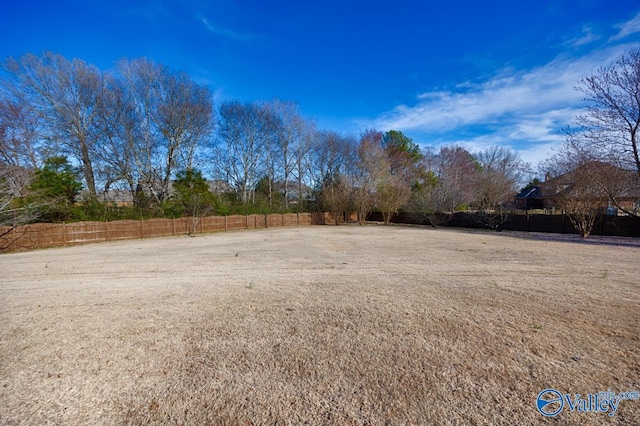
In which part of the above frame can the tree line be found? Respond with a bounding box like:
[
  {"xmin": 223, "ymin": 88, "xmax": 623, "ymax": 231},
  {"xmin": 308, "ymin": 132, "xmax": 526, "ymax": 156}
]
[{"xmin": 2, "ymin": 48, "xmax": 640, "ymax": 237}]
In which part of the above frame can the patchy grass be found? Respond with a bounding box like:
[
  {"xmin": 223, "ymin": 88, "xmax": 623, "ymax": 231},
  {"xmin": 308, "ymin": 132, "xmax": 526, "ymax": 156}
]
[{"xmin": 0, "ymin": 226, "xmax": 638, "ymax": 425}]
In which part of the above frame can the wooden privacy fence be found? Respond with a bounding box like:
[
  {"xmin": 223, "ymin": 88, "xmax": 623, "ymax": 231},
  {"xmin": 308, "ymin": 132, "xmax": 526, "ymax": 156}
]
[{"xmin": 0, "ymin": 213, "xmax": 313, "ymax": 252}]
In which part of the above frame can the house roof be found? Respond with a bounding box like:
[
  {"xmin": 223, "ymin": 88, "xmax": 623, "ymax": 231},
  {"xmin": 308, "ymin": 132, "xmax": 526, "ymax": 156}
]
[
  {"xmin": 540, "ymin": 161, "xmax": 640, "ymax": 200},
  {"xmin": 515, "ymin": 186, "xmax": 541, "ymax": 199}
]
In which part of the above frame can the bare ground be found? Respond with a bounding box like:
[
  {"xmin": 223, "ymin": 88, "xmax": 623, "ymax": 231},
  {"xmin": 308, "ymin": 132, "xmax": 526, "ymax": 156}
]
[{"xmin": 0, "ymin": 225, "xmax": 638, "ymax": 425}]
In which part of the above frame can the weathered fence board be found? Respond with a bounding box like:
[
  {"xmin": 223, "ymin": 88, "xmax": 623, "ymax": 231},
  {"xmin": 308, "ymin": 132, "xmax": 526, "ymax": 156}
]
[{"xmin": 0, "ymin": 213, "xmax": 312, "ymax": 252}]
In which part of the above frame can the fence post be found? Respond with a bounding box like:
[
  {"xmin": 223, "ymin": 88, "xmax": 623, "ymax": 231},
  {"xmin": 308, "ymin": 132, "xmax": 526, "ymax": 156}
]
[
  {"xmin": 265, "ymin": 213, "xmax": 268, "ymax": 228},
  {"xmin": 281, "ymin": 213, "xmax": 284, "ymax": 227},
  {"xmin": 63, "ymin": 222, "xmax": 67, "ymax": 246},
  {"xmin": 246, "ymin": 214, "xmax": 249, "ymax": 229},
  {"xmin": 140, "ymin": 219, "xmax": 144, "ymax": 239},
  {"xmin": 224, "ymin": 215, "xmax": 227, "ymax": 231},
  {"xmin": 297, "ymin": 212, "xmax": 300, "ymax": 226}
]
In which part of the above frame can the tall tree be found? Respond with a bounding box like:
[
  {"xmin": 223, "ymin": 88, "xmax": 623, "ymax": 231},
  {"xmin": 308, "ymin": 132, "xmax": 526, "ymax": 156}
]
[
  {"xmin": 310, "ymin": 131, "xmax": 357, "ymax": 221},
  {"xmin": 265, "ymin": 100, "xmax": 317, "ymax": 210},
  {"xmin": 422, "ymin": 146, "xmax": 479, "ymax": 215},
  {"xmin": 155, "ymin": 66, "xmax": 213, "ymax": 200},
  {"xmin": 0, "ymin": 98, "xmax": 42, "ymax": 169},
  {"xmin": 214, "ymin": 100, "xmax": 279, "ymax": 206},
  {"xmin": 0, "ymin": 99, "xmax": 42, "ymax": 225},
  {"xmin": 474, "ymin": 146, "xmax": 529, "ymax": 229},
  {"xmin": 377, "ymin": 172, "xmax": 412, "ymax": 224},
  {"xmin": 382, "ymin": 130, "xmax": 423, "ymax": 180},
  {"xmin": 541, "ymin": 146, "xmax": 609, "ymax": 237},
  {"xmin": 318, "ymin": 173, "xmax": 353, "ymax": 225},
  {"xmin": 569, "ymin": 47, "xmax": 640, "ymax": 216},
  {"xmin": 113, "ymin": 58, "xmax": 214, "ymax": 205},
  {"xmin": 93, "ymin": 72, "xmax": 138, "ymax": 198},
  {"xmin": 291, "ymin": 119, "xmax": 316, "ymax": 211},
  {"xmin": 3, "ymin": 52, "xmax": 103, "ymax": 196},
  {"xmin": 352, "ymin": 130, "xmax": 384, "ymax": 224},
  {"xmin": 0, "ymin": 163, "xmax": 39, "ymax": 237},
  {"xmin": 308, "ymin": 131, "xmax": 357, "ymax": 193},
  {"xmin": 378, "ymin": 130, "xmax": 422, "ymax": 222}
]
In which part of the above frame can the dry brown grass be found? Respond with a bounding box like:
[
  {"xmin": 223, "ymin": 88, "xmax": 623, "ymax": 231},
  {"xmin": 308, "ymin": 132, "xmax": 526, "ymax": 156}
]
[{"xmin": 0, "ymin": 225, "xmax": 638, "ymax": 425}]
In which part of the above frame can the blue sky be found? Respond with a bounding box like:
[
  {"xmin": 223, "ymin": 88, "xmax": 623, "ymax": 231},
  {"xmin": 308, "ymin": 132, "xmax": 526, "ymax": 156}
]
[{"xmin": 2, "ymin": 1, "xmax": 640, "ymax": 167}]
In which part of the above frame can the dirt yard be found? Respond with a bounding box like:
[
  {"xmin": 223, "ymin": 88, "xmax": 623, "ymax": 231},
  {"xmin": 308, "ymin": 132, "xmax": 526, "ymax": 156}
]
[{"xmin": 1, "ymin": 225, "xmax": 638, "ymax": 425}]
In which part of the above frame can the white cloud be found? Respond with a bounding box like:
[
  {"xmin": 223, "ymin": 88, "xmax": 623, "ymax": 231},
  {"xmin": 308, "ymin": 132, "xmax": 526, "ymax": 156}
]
[
  {"xmin": 610, "ymin": 10, "xmax": 640, "ymax": 41},
  {"xmin": 363, "ymin": 45, "xmax": 632, "ymax": 168},
  {"xmin": 369, "ymin": 52, "xmax": 604, "ymax": 133},
  {"xmin": 566, "ymin": 25, "xmax": 601, "ymax": 47},
  {"xmin": 409, "ymin": 118, "xmax": 566, "ymax": 168},
  {"xmin": 199, "ymin": 15, "xmax": 255, "ymax": 41}
]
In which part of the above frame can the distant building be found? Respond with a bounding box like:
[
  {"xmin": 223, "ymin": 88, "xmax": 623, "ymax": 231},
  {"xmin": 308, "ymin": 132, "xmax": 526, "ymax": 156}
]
[
  {"xmin": 536, "ymin": 162, "xmax": 640, "ymax": 215},
  {"xmin": 514, "ymin": 186, "xmax": 543, "ymax": 210},
  {"xmin": 208, "ymin": 180, "xmax": 233, "ymax": 194},
  {"xmin": 100, "ymin": 188, "xmax": 135, "ymax": 206}
]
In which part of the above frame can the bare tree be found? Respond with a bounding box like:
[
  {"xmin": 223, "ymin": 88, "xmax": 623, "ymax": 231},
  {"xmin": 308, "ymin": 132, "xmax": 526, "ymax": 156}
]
[
  {"xmin": 377, "ymin": 172, "xmax": 412, "ymax": 224},
  {"xmin": 474, "ymin": 146, "xmax": 529, "ymax": 229},
  {"xmin": 352, "ymin": 130, "xmax": 384, "ymax": 224},
  {"xmin": 563, "ymin": 128, "xmax": 640, "ymax": 216},
  {"xmin": 0, "ymin": 98, "xmax": 42, "ymax": 169},
  {"xmin": 3, "ymin": 52, "xmax": 104, "ymax": 196},
  {"xmin": 541, "ymin": 144, "xmax": 609, "ymax": 237},
  {"xmin": 0, "ymin": 98, "xmax": 42, "ymax": 219},
  {"xmin": 92, "ymin": 73, "xmax": 139, "ymax": 199},
  {"xmin": 0, "ymin": 163, "xmax": 38, "ymax": 221},
  {"xmin": 318, "ymin": 173, "xmax": 353, "ymax": 225},
  {"xmin": 291, "ymin": 119, "xmax": 316, "ymax": 211},
  {"xmin": 0, "ymin": 168, "xmax": 37, "ymax": 250},
  {"xmin": 420, "ymin": 146, "xmax": 479, "ymax": 220},
  {"xmin": 308, "ymin": 131, "xmax": 357, "ymax": 193},
  {"xmin": 311, "ymin": 132, "xmax": 357, "ymax": 222},
  {"xmin": 214, "ymin": 100, "xmax": 279, "ymax": 206},
  {"xmin": 114, "ymin": 58, "xmax": 214, "ymax": 205},
  {"xmin": 570, "ymin": 47, "xmax": 640, "ymax": 216},
  {"xmin": 375, "ymin": 130, "xmax": 422, "ymax": 224},
  {"xmin": 267, "ymin": 100, "xmax": 313, "ymax": 210},
  {"xmin": 0, "ymin": 96, "xmax": 44, "ymax": 244},
  {"xmin": 155, "ymin": 67, "xmax": 213, "ymax": 201}
]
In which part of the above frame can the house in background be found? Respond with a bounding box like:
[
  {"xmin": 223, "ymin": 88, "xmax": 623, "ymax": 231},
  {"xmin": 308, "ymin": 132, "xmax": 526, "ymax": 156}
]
[
  {"xmin": 100, "ymin": 188, "xmax": 135, "ymax": 206},
  {"xmin": 536, "ymin": 161, "xmax": 640, "ymax": 215},
  {"xmin": 514, "ymin": 186, "xmax": 543, "ymax": 210}
]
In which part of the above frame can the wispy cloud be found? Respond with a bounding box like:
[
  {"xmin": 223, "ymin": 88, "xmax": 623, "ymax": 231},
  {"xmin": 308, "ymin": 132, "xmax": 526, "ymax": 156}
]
[
  {"xmin": 610, "ymin": 10, "xmax": 640, "ymax": 41},
  {"xmin": 200, "ymin": 15, "xmax": 255, "ymax": 41},
  {"xmin": 363, "ymin": 42, "xmax": 631, "ymax": 166},
  {"xmin": 566, "ymin": 25, "xmax": 601, "ymax": 47},
  {"xmin": 370, "ymin": 52, "xmax": 608, "ymax": 133}
]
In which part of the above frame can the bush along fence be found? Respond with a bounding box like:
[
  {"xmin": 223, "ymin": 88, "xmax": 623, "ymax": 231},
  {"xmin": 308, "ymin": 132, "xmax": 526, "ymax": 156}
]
[
  {"xmin": 366, "ymin": 211, "xmax": 640, "ymax": 238},
  {"xmin": 0, "ymin": 213, "xmax": 318, "ymax": 252}
]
